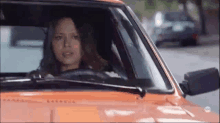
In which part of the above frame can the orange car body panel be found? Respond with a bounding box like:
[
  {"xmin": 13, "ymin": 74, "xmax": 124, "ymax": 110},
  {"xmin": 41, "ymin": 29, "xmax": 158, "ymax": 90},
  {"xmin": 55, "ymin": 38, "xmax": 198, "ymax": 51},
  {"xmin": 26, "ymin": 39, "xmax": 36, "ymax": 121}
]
[{"xmin": 1, "ymin": 91, "xmax": 219, "ymax": 122}]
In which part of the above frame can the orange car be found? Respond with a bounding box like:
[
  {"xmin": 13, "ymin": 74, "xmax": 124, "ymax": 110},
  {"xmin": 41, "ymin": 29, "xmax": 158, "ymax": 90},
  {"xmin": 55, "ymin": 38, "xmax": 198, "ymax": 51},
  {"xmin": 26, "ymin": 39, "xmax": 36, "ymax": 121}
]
[{"xmin": 1, "ymin": 0, "xmax": 219, "ymax": 122}]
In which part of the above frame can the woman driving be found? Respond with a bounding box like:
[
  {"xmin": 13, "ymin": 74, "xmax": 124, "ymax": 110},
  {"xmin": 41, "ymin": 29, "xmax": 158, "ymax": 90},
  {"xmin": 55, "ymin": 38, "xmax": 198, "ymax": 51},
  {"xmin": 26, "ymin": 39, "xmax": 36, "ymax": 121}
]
[{"xmin": 31, "ymin": 16, "xmax": 109, "ymax": 77}]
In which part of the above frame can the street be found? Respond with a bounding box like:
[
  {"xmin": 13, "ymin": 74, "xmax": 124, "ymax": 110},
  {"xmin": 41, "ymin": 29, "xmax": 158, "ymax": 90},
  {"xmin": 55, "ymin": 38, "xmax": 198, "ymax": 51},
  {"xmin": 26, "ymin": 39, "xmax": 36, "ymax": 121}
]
[{"xmin": 157, "ymin": 36, "xmax": 219, "ymax": 114}]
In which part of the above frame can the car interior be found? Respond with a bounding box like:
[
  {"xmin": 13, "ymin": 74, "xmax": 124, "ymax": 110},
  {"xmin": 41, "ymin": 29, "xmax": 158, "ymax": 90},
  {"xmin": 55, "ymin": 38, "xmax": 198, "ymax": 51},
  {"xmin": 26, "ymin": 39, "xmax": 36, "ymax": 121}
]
[{"xmin": 0, "ymin": 3, "xmax": 134, "ymax": 80}]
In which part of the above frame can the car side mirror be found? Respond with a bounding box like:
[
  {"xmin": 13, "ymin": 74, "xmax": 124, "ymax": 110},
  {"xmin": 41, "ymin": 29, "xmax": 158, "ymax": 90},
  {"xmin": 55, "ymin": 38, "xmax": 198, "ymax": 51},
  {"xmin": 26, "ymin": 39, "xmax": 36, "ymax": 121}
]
[{"xmin": 179, "ymin": 68, "xmax": 219, "ymax": 96}]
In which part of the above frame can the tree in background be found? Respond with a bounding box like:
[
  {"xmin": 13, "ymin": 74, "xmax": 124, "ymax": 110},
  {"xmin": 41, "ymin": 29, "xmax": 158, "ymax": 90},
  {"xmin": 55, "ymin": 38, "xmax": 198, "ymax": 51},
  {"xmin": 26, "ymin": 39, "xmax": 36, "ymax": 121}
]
[
  {"xmin": 144, "ymin": 0, "xmax": 157, "ymax": 19},
  {"xmin": 144, "ymin": 0, "xmax": 156, "ymax": 10},
  {"xmin": 159, "ymin": 0, "xmax": 174, "ymax": 11},
  {"xmin": 191, "ymin": 0, "xmax": 207, "ymax": 35},
  {"xmin": 124, "ymin": 0, "xmax": 179, "ymax": 19},
  {"xmin": 179, "ymin": 0, "xmax": 219, "ymax": 35}
]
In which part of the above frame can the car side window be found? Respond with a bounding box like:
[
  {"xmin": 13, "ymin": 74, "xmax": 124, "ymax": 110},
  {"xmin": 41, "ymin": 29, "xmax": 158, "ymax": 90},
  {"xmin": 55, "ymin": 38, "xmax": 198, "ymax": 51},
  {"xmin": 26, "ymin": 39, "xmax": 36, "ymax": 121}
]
[
  {"xmin": 110, "ymin": 41, "xmax": 128, "ymax": 80},
  {"xmin": 1, "ymin": 26, "xmax": 44, "ymax": 72},
  {"xmin": 109, "ymin": 17, "xmax": 136, "ymax": 79},
  {"xmin": 111, "ymin": 8, "xmax": 152, "ymax": 79}
]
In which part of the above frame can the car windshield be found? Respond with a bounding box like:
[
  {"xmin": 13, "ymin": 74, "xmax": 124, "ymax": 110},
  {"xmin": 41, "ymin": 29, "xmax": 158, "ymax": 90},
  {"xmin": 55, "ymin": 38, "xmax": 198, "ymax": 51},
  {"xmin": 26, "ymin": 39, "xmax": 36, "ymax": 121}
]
[
  {"xmin": 0, "ymin": 1, "xmax": 172, "ymax": 93},
  {"xmin": 164, "ymin": 12, "xmax": 193, "ymax": 22}
]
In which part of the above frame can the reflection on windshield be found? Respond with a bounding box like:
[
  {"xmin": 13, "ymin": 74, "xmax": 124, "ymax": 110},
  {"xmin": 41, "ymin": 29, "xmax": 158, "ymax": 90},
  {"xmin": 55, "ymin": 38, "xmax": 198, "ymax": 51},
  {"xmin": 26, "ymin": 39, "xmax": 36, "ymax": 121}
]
[{"xmin": 112, "ymin": 8, "xmax": 169, "ymax": 90}]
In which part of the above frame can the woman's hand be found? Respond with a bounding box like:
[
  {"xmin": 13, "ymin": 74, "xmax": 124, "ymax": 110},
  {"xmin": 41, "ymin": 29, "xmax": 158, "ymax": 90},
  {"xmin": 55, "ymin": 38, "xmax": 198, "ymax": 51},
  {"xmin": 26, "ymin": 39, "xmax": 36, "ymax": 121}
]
[
  {"xmin": 26, "ymin": 70, "xmax": 54, "ymax": 78},
  {"xmin": 44, "ymin": 74, "xmax": 54, "ymax": 78}
]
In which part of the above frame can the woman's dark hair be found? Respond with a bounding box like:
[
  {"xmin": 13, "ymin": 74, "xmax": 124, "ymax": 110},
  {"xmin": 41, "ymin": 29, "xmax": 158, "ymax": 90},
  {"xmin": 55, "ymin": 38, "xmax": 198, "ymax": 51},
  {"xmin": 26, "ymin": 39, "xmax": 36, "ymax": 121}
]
[{"xmin": 39, "ymin": 16, "xmax": 108, "ymax": 75}]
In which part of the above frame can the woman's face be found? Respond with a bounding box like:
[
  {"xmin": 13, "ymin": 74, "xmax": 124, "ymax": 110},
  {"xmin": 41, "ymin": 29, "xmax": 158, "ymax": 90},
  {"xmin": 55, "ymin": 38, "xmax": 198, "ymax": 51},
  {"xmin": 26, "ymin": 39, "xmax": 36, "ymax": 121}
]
[{"xmin": 52, "ymin": 17, "xmax": 82, "ymax": 71}]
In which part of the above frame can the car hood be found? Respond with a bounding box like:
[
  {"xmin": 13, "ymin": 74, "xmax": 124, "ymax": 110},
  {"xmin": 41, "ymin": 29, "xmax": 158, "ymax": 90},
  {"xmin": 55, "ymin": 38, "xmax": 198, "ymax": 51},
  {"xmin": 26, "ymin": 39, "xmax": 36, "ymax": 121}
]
[{"xmin": 1, "ymin": 91, "xmax": 219, "ymax": 122}]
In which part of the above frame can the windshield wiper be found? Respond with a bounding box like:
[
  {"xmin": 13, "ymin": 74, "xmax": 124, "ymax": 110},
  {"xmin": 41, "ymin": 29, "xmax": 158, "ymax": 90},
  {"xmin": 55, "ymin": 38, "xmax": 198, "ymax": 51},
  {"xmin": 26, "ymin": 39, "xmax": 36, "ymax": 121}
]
[{"xmin": 1, "ymin": 77, "xmax": 146, "ymax": 97}]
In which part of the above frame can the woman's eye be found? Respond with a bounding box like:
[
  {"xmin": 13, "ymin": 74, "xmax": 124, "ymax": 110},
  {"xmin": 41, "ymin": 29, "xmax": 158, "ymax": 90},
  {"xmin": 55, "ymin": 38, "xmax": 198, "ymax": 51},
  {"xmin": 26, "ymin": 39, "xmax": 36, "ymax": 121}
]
[
  {"xmin": 72, "ymin": 35, "xmax": 79, "ymax": 39},
  {"xmin": 54, "ymin": 36, "xmax": 62, "ymax": 40}
]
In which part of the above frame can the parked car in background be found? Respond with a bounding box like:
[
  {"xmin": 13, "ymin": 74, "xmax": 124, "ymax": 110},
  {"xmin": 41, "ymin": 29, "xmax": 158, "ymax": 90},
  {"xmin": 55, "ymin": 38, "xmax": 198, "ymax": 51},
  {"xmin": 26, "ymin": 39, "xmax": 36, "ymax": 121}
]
[
  {"xmin": 150, "ymin": 11, "xmax": 198, "ymax": 47},
  {"xmin": 1, "ymin": 0, "xmax": 219, "ymax": 122}
]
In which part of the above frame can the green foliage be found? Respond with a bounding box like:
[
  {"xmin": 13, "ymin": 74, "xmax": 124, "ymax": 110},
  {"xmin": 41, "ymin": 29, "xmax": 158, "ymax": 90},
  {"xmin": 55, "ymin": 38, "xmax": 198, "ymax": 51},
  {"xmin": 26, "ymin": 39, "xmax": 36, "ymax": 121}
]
[
  {"xmin": 124, "ymin": 0, "xmax": 181, "ymax": 19},
  {"xmin": 144, "ymin": 0, "xmax": 156, "ymax": 10},
  {"xmin": 134, "ymin": 10, "xmax": 142, "ymax": 19},
  {"xmin": 159, "ymin": 0, "xmax": 174, "ymax": 9},
  {"xmin": 178, "ymin": 0, "xmax": 187, "ymax": 4}
]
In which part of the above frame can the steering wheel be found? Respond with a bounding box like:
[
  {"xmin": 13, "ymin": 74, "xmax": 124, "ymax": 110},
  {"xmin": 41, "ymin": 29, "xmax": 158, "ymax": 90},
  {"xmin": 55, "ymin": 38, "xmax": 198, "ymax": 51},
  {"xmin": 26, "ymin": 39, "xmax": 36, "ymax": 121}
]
[{"xmin": 59, "ymin": 69, "xmax": 110, "ymax": 81}]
